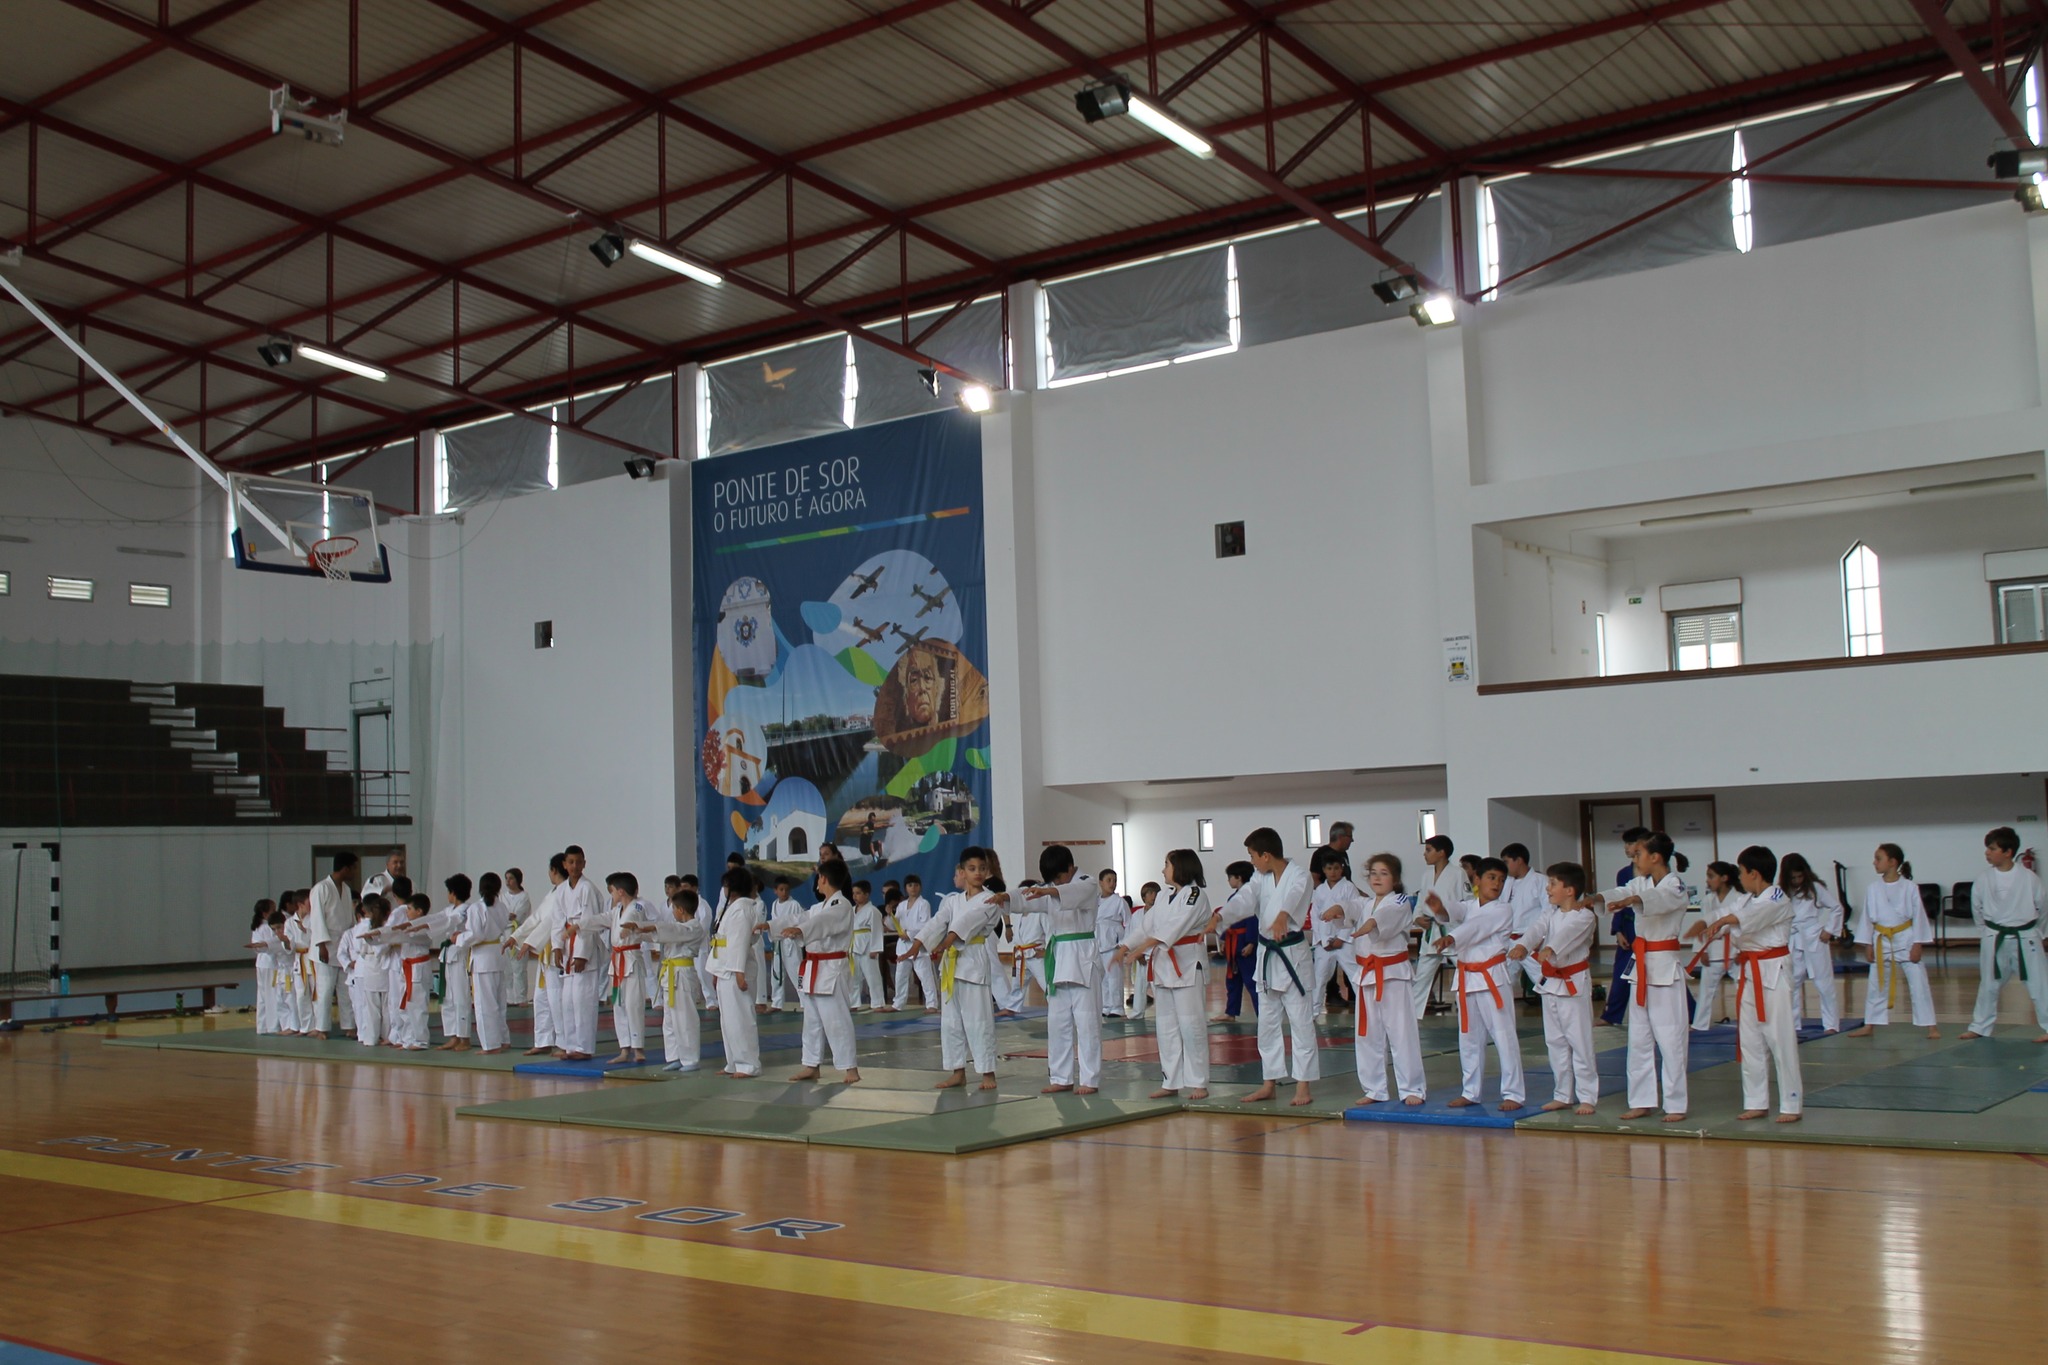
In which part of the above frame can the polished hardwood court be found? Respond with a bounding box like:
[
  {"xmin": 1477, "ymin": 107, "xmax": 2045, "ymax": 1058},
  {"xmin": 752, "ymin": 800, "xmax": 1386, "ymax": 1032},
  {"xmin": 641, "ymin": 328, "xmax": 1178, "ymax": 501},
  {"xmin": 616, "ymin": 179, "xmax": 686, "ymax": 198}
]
[{"xmin": 4, "ymin": 997, "xmax": 2046, "ymax": 1365}]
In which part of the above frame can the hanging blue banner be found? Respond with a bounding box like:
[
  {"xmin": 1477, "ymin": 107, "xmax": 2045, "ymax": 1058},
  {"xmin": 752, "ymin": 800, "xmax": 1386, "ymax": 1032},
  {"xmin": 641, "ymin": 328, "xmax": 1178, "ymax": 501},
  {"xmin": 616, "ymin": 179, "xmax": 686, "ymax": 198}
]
[{"xmin": 692, "ymin": 409, "xmax": 990, "ymax": 890}]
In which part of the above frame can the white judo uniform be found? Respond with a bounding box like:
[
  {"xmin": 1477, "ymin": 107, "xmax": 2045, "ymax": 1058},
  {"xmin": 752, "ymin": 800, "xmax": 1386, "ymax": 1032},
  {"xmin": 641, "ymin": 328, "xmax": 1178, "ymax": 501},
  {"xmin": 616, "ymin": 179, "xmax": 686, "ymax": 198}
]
[
  {"xmin": 1252, "ymin": 860, "xmax": 1319, "ymax": 1084},
  {"xmin": 1967, "ymin": 864, "xmax": 2048, "ymax": 1037},
  {"xmin": 1013, "ymin": 910, "xmax": 1048, "ymax": 1002},
  {"xmin": 383, "ymin": 906, "xmax": 453, "ymax": 1049},
  {"xmin": 654, "ymin": 911, "xmax": 708, "ymax": 1067},
  {"xmin": 1787, "ymin": 883, "xmax": 1844, "ymax": 1032},
  {"xmin": 308, "ymin": 874, "xmax": 351, "ymax": 1034},
  {"xmin": 250, "ymin": 922, "xmax": 284, "ymax": 1034},
  {"xmin": 1445, "ymin": 894, "xmax": 1524, "ymax": 1105},
  {"xmin": 892, "ymin": 894, "xmax": 939, "ymax": 1010},
  {"xmin": 512, "ymin": 884, "xmax": 561, "ymax": 1049},
  {"xmin": 1310, "ymin": 877, "xmax": 1363, "ymax": 1014},
  {"xmin": 1521, "ymin": 904, "xmax": 1598, "ymax": 1106},
  {"xmin": 1855, "ymin": 876, "xmax": 1935, "ymax": 1028},
  {"xmin": 850, "ymin": 902, "xmax": 885, "ymax": 1008},
  {"xmin": 282, "ymin": 912, "xmax": 316, "ymax": 1034},
  {"xmin": 1126, "ymin": 884, "xmax": 1213, "ymax": 1092},
  {"xmin": 1691, "ymin": 888, "xmax": 1739, "ymax": 1031},
  {"xmin": 1412, "ymin": 864, "xmax": 1463, "ymax": 1018},
  {"xmin": 710, "ymin": 896, "xmax": 765, "ymax": 1075},
  {"xmin": 1033, "ymin": 875, "xmax": 1104, "ymax": 1088},
  {"xmin": 1095, "ymin": 891, "xmax": 1131, "ymax": 1017},
  {"xmin": 608, "ymin": 896, "xmax": 658, "ymax": 1051},
  {"xmin": 989, "ymin": 916, "xmax": 1026, "ymax": 1013},
  {"xmin": 1727, "ymin": 886, "xmax": 1802, "ymax": 1115},
  {"xmin": 919, "ymin": 889, "xmax": 1000, "ymax": 1075},
  {"xmin": 1612, "ymin": 871, "xmax": 1692, "ymax": 1114},
  {"xmin": 439, "ymin": 903, "xmax": 474, "ymax": 1043},
  {"xmin": 553, "ymin": 875, "xmax": 609, "ymax": 1057},
  {"xmin": 794, "ymin": 889, "xmax": 859, "ymax": 1071},
  {"xmin": 1349, "ymin": 893, "xmax": 1424, "ymax": 1102},
  {"xmin": 501, "ymin": 887, "xmax": 533, "ymax": 1006},
  {"xmin": 1505, "ymin": 870, "xmax": 1549, "ymax": 995},
  {"xmin": 768, "ymin": 894, "xmax": 807, "ymax": 1010},
  {"xmin": 460, "ymin": 896, "xmax": 512, "ymax": 1051},
  {"xmin": 351, "ymin": 921, "xmax": 391, "ymax": 1047}
]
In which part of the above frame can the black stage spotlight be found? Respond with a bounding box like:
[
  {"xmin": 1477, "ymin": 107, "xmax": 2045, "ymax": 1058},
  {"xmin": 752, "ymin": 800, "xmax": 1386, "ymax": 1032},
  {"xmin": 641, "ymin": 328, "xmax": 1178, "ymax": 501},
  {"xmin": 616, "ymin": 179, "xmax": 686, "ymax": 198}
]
[
  {"xmin": 623, "ymin": 456, "xmax": 657, "ymax": 480},
  {"xmin": 256, "ymin": 339, "xmax": 294, "ymax": 368},
  {"xmin": 1075, "ymin": 81, "xmax": 1132, "ymax": 123},
  {"xmin": 1989, "ymin": 148, "xmax": 2048, "ymax": 180},
  {"xmin": 589, "ymin": 233, "xmax": 626, "ymax": 268},
  {"xmin": 1370, "ymin": 273, "xmax": 1421, "ymax": 305}
]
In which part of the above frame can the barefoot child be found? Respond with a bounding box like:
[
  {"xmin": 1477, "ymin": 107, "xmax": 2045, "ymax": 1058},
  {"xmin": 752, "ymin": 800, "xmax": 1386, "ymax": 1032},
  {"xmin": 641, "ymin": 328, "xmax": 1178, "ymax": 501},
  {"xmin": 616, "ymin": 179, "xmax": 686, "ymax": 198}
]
[
  {"xmin": 1118, "ymin": 850, "xmax": 1215, "ymax": 1098},
  {"xmin": 654, "ymin": 887, "xmax": 707, "ymax": 1071},
  {"xmin": 1429, "ymin": 857, "xmax": 1525, "ymax": 1111},
  {"xmin": 1512, "ymin": 862, "xmax": 1598, "ymax": 1114},
  {"xmin": 1849, "ymin": 843, "xmax": 1937, "ymax": 1040},
  {"xmin": 1239, "ymin": 827, "xmax": 1318, "ymax": 1108},
  {"xmin": 1019, "ymin": 845, "xmax": 1103, "ymax": 1094},
  {"xmin": 1310, "ymin": 855, "xmax": 1361, "ymax": 1019},
  {"xmin": 248, "ymin": 900, "xmax": 281, "ymax": 1035},
  {"xmin": 786, "ymin": 859, "xmax": 861, "ymax": 1085},
  {"xmin": 464, "ymin": 872, "xmax": 512, "ymax": 1054},
  {"xmin": 1960, "ymin": 826, "xmax": 2048, "ymax": 1042},
  {"xmin": 919, "ymin": 849, "xmax": 1003, "ymax": 1091},
  {"xmin": 1600, "ymin": 832, "xmax": 1692, "ymax": 1122},
  {"xmin": 850, "ymin": 881, "xmax": 884, "ymax": 1011},
  {"xmin": 710, "ymin": 867, "xmax": 764, "ymax": 1077},
  {"xmin": 352, "ymin": 895, "xmax": 392, "ymax": 1047},
  {"xmin": 1690, "ymin": 862, "xmax": 1741, "ymax": 1032},
  {"xmin": 1349, "ymin": 854, "xmax": 1424, "ymax": 1107},
  {"xmin": 606, "ymin": 873, "xmax": 656, "ymax": 1066},
  {"xmin": 1689, "ymin": 846, "xmax": 1802, "ymax": 1122}
]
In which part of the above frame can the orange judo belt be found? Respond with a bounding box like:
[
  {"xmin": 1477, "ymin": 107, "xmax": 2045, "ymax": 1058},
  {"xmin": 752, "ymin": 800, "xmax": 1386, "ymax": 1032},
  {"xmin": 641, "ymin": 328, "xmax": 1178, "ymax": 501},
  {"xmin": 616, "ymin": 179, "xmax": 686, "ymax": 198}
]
[
  {"xmin": 1541, "ymin": 958, "xmax": 1590, "ymax": 995},
  {"xmin": 1353, "ymin": 952, "xmax": 1408, "ymax": 1037},
  {"xmin": 1147, "ymin": 935, "xmax": 1205, "ymax": 984},
  {"xmin": 398, "ymin": 955, "xmax": 434, "ymax": 1010},
  {"xmin": 1632, "ymin": 938, "xmax": 1682, "ymax": 1005},
  {"xmin": 1733, "ymin": 945, "xmax": 1792, "ymax": 1062},
  {"xmin": 1457, "ymin": 953, "xmax": 1507, "ymax": 1032}
]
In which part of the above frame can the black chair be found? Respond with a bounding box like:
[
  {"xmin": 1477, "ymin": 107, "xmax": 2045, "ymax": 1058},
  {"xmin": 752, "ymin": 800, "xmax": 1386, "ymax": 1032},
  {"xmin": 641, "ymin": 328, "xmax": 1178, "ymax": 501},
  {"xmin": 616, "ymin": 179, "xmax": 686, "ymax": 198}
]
[
  {"xmin": 1916, "ymin": 883, "xmax": 1943, "ymax": 953},
  {"xmin": 1938, "ymin": 880, "xmax": 1975, "ymax": 954}
]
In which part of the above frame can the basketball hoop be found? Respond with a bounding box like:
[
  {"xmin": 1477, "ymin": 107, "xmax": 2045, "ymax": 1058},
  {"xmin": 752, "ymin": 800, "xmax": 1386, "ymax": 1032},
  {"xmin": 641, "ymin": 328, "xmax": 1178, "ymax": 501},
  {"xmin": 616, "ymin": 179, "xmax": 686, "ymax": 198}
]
[{"xmin": 308, "ymin": 535, "xmax": 360, "ymax": 583}]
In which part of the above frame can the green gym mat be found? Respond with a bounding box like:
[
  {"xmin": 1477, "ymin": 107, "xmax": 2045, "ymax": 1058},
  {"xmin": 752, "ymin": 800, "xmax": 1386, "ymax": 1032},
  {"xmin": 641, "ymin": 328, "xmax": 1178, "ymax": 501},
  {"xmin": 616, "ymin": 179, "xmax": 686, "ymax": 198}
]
[
  {"xmin": 458, "ymin": 1066, "xmax": 1182, "ymax": 1153},
  {"xmin": 1806, "ymin": 1039, "xmax": 2048, "ymax": 1113}
]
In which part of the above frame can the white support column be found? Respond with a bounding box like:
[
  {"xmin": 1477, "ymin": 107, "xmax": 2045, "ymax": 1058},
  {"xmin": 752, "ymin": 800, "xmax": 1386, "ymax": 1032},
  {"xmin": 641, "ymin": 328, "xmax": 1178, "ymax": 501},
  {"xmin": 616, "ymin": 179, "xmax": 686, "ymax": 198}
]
[
  {"xmin": 980, "ymin": 392, "xmax": 1043, "ymax": 858},
  {"xmin": 674, "ymin": 362, "xmax": 704, "ymax": 461},
  {"xmin": 1007, "ymin": 281, "xmax": 1046, "ymax": 391},
  {"xmin": 1423, "ymin": 305, "xmax": 1491, "ymax": 848},
  {"xmin": 415, "ymin": 429, "xmax": 439, "ymax": 516}
]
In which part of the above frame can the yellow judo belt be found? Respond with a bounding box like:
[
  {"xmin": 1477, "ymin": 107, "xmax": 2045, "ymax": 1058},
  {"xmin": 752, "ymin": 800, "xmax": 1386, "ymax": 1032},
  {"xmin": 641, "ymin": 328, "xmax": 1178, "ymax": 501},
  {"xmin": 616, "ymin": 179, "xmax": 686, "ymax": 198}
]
[
  {"xmin": 940, "ymin": 936, "xmax": 987, "ymax": 1001},
  {"xmin": 1871, "ymin": 921, "xmax": 1912, "ymax": 1006},
  {"xmin": 660, "ymin": 956, "xmax": 697, "ymax": 1007}
]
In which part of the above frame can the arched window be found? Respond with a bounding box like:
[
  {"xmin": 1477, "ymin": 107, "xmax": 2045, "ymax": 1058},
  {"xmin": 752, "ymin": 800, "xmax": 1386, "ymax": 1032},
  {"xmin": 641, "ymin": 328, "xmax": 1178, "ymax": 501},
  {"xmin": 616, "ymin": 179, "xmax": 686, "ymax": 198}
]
[
  {"xmin": 789, "ymin": 826, "xmax": 809, "ymax": 856},
  {"xmin": 1843, "ymin": 542, "xmax": 1883, "ymax": 656}
]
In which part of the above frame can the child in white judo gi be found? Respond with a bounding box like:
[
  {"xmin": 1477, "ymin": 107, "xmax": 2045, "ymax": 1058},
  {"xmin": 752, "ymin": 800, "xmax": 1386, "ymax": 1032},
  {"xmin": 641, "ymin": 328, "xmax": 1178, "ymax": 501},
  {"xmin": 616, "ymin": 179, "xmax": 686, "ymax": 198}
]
[
  {"xmin": 890, "ymin": 875, "xmax": 939, "ymax": 1013},
  {"xmin": 919, "ymin": 851, "xmax": 1004, "ymax": 1090},
  {"xmin": 352, "ymin": 895, "xmax": 393, "ymax": 1047},
  {"xmin": 786, "ymin": 860, "xmax": 861, "ymax": 1084},
  {"xmin": 1413, "ymin": 835, "xmax": 1462, "ymax": 1019},
  {"xmin": 1690, "ymin": 861, "xmax": 1741, "ymax": 1031},
  {"xmin": 849, "ymin": 881, "xmax": 885, "ymax": 1011},
  {"xmin": 1847, "ymin": 843, "xmax": 1937, "ymax": 1040},
  {"xmin": 1239, "ymin": 827, "xmax": 1318, "ymax": 1108},
  {"xmin": 605, "ymin": 872, "xmax": 657, "ymax": 1066},
  {"xmin": 1779, "ymin": 852, "xmax": 1843, "ymax": 1034},
  {"xmin": 501, "ymin": 868, "xmax": 533, "ymax": 1007},
  {"xmin": 1690, "ymin": 846, "xmax": 1802, "ymax": 1121},
  {"xmin": 1349, "ymin": 854, "xmax": 1424, "ymax": 1107},
  {"xmin": 654, "ymin": 888, "xmax": 707, "ymax": 1071},
  {"xmin": 1429, "ymin": 857, "xmax": 1524, "ymax": 1111},
  {"xmin": 248, "ymin": 900, "xmax": 282, "ymax": 1035},
  {"xmin": 1020, "ymin": 845, "xmax": 1104, "ymax": 1094},
  {"xmin": 463, "ymin": 871, "xmax": 512, "ymax": 1054},
  {"xmin": 1599, "ymin": 833, "xmax": 1692, "ymax": 1122},
  {"xmin": 514, "ymin": 856, "xmax": 565, "ymax": 1055},
  {"xmin": 1309, "ymin": 857, "xmax": 1361, "ymax": 1020},
  {"xmin": 710, "ymin": 866, "xmax": 765, "ymax": 1078},
  {"xmin": 766, "ymin": 878, "xmax": 807, "ymax": 1013},
  {"xmin": 1960, "ymin": 825, "xmax": 2048, "ymax": 1042},
  {"xmin": 1094, "ymin": 870, "xmax": 1131, "ymax": 1019},
  {"xmin": 1511, "ymin": 862, "xmax": 1598, "ymax": 1114},
  {"xmin": 1117, "ymin": 850, "xmax": 1215, "ymax": 1098},
  {"xmin": 553, "ymin": 846, "xmax": 609, "ymax": 1061}
]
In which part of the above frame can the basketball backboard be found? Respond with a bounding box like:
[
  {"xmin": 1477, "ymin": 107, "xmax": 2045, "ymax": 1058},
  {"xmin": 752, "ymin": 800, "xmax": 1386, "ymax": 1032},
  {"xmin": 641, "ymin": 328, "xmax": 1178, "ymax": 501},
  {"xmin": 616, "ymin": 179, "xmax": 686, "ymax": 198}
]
[{"xmin": 229, "ymin": 472, "xmax": 392, "ymax": 583}]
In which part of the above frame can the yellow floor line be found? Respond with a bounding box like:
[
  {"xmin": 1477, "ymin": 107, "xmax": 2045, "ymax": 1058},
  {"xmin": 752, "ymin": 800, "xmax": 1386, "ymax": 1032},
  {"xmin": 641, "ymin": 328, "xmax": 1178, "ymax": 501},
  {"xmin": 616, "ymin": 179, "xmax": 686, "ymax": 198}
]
[{"xmin": 3, "ymin": 1148, "xmax": 1673, "ymax": 1364}]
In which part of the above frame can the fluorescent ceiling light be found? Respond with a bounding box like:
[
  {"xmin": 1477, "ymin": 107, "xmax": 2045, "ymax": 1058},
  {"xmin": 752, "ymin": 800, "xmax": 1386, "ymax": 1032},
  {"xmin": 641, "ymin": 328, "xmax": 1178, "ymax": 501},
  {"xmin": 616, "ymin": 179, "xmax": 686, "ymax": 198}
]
[
  {"xmin": 627, "ymin": 239, "xmax": 724, "ymax": 287},
  {"xmin": 297, "ymin": 343, "xmax": 388, "ymax": 382},
  {"xmin": 1126, "ymin": 96, "xmax": 1214, "ymax": 159}
]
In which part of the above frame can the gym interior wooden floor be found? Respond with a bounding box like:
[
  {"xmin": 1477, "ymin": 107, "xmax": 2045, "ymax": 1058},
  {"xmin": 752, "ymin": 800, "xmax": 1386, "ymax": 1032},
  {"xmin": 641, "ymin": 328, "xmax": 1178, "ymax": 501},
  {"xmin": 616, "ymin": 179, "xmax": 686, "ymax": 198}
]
[{"xmin": 4, "ymin": 967, "xmax": 2045, "ymax": 1365}]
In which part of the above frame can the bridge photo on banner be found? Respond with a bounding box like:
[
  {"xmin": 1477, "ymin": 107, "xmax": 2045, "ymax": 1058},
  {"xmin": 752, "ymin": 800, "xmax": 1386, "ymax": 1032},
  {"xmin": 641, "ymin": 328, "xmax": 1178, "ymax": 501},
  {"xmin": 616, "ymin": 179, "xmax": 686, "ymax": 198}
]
[{"xmin": 692, "ymin": 409, "xmax": 991, "ymax": 889}]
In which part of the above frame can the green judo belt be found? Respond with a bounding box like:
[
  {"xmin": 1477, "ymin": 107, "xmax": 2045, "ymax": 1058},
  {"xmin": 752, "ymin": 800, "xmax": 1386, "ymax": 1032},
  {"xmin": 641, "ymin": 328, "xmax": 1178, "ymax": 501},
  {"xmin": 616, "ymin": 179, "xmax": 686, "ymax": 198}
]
[
  {"xmin": 1989, "ymin": 919, "xmax": 2040, "ymax": 981},
  {"xmin": 1259, "ymin": 930, "xmax": 1307, "ymax": 993},
  {"xmin": 1043, "ymin": 932, "xmax": 1096, "ymax": 997}
]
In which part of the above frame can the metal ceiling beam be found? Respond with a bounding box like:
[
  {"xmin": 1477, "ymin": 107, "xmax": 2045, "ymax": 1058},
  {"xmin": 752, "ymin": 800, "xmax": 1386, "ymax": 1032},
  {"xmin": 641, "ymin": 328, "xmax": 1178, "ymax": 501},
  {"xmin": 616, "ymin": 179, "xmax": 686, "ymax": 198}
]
[
  {"xmin": 1903, "ymin": 0, "xmax": 2033, "ymax": 143},
  {"xmin": 0, "ymin": 0, "xmax": 269, "ymax": 138}
]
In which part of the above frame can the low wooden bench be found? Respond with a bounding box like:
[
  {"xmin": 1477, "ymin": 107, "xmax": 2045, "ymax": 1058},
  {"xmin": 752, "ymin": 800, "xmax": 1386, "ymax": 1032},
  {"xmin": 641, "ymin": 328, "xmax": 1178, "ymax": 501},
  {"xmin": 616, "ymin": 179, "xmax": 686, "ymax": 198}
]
[{"xmin": 0, "ymin": 980, "xmax": 239, "ymax": 1022}]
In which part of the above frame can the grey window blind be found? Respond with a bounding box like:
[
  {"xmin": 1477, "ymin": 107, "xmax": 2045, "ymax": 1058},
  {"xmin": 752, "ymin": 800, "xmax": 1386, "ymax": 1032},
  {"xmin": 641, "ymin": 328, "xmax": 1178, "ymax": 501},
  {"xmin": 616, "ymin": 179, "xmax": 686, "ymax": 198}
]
[
  {"xmin": 1045, "ymin": 244, "xmax": 1230, "ymax": 380},
  {"xmin": 555, "ymin": 373, "xmax": 675, "ymax": 486},
  {"xmin": 1490, "ymin": 133, "xmax": 1736, "ymax": 295},
  {"xmin": 1235, "ymin": 196, "xmax": 1445, "ymax": 346},
  {"xmin": 442, "ymin": 414, "xmax": 550, "ymax": 509},
  {"xmin": 1742, "ymin": 80, "xmax": 2003, "ymax": 249},
  {"xmin": 706, "ymin": 336, "xmax": 847, "ymax": 456},
  {"xmin": 338, "ymin": 439, "xmax": 417, "ymax": 515},
  {"xmin": 853, "ymin": 297, "xmax": 1005, "ymax": 426}
]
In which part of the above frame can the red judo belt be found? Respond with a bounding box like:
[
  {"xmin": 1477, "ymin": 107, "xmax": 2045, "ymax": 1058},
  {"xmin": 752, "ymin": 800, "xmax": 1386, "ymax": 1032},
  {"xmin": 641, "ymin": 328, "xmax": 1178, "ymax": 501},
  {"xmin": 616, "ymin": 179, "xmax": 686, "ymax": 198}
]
[
  {"xmin": 802, "ymin": 950, "xmax": 847, "ymax": 995},
  {"xmin": 1457, "ymin": 954, "xmax": 1507, "ymax": 1033},
  {"xmin": 1353, "ymin": 952, "xmax": 1409, "ymax": 1037},
  {"xmin": 1632, "ymin": 938, "xmax": 1682, "ymax": 1005},
  {"xmin": 1148, "ymin": 935, "xmax": 1205, "ymax": 984},
  {"xmin": 1541, "ymin": 958, "xmax": 1590, "ymax": 995},
  {"xmin": 398, "ymin": 955, "xmax": 434, "ymax": 1010},
  {"xmin": 1734, "ymin": 945, "xmax": 1792, "ymax": 1062}
]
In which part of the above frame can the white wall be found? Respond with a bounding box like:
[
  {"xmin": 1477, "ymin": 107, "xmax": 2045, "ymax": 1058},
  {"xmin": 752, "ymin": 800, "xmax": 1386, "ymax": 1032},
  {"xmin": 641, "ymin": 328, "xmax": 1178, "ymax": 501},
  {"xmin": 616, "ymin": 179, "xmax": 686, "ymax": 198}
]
[
  {"xmin": 1027, "ymin": 321, "xmax": 1444, "ymax": 786},
  {"xmin": 1471, "ymin": 203, "xmax": 2039, "ymax": 483}
]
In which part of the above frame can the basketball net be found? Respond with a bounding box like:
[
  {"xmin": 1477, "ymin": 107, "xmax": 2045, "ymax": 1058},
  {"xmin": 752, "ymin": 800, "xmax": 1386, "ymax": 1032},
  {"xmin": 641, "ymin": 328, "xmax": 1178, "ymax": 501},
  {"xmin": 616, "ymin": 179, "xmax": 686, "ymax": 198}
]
[{"xmin": 308, "ymin": 535, "xmax": 360, "ymax": 583}]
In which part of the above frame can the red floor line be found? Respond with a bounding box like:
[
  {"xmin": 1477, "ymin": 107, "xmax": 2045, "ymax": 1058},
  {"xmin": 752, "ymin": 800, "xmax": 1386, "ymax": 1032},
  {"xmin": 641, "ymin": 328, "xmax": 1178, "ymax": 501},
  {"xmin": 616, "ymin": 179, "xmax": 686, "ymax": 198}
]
[{"xmin": 0, "ymin": 1331, "xmax": 132, "ymax": 1365}]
